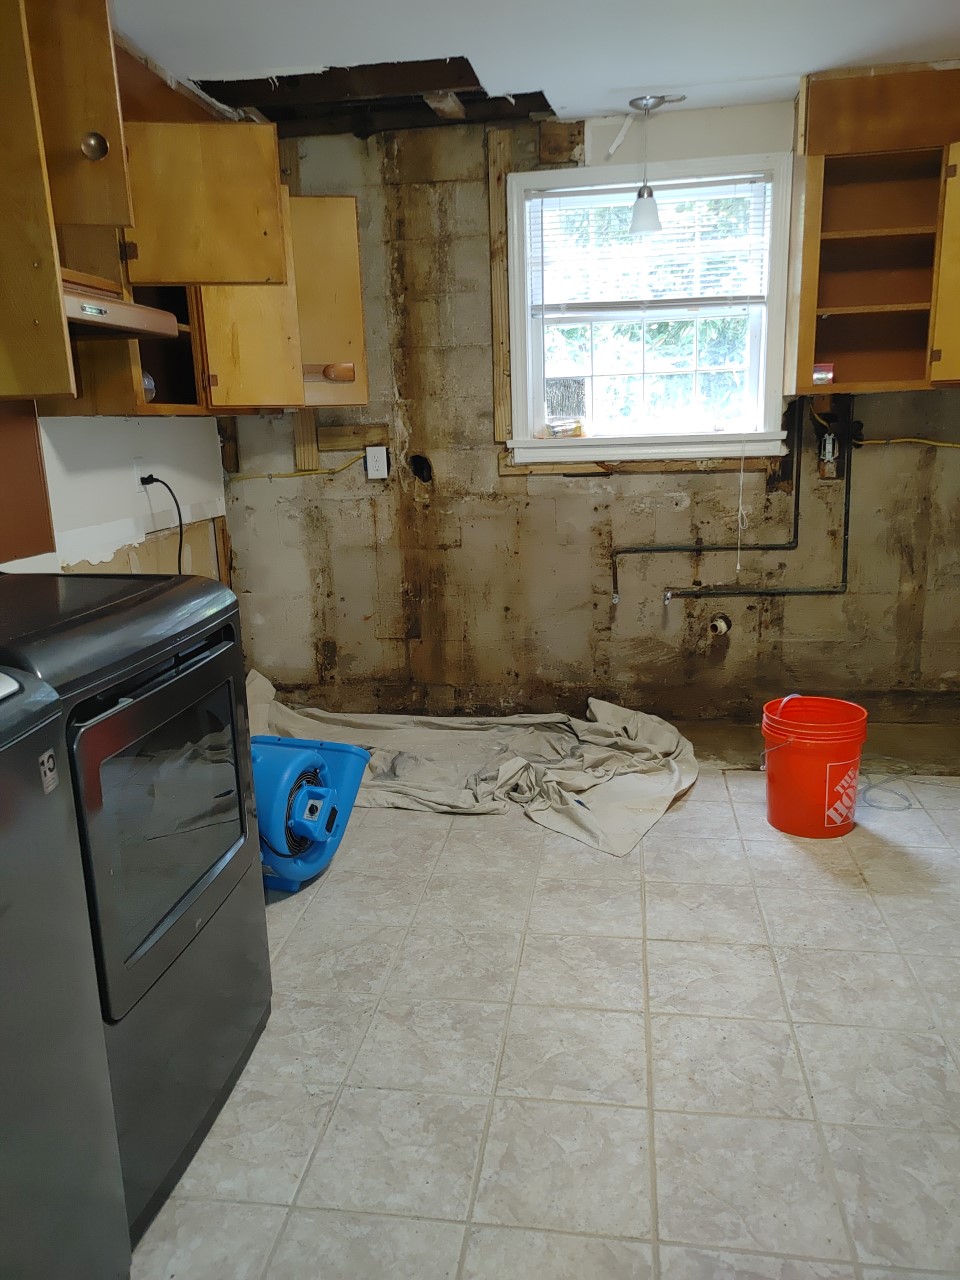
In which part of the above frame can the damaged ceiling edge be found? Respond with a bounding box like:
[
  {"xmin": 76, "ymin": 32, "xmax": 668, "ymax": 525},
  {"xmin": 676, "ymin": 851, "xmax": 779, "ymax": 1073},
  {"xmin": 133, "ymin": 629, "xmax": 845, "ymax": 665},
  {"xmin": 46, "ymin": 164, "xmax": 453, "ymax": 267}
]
[{"xmin": 197, "ymin": 56, "xmax": 554, "ymax": 137}]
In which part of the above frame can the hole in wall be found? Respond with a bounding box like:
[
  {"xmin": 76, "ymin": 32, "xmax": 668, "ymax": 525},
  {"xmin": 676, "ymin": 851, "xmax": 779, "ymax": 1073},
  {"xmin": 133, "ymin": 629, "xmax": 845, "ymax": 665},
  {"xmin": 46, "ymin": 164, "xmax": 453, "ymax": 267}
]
[{"xmin": 409, "ymin": 454, "xmax": 433, "ymax": 483}]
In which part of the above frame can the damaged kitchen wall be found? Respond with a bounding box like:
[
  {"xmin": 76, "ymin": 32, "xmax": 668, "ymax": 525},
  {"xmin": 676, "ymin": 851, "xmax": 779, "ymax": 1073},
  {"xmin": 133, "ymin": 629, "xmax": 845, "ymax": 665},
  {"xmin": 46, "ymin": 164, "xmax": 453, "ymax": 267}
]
[{"xmin": 228, "ymin": 121, "xmax": 960, "ymax": 721}]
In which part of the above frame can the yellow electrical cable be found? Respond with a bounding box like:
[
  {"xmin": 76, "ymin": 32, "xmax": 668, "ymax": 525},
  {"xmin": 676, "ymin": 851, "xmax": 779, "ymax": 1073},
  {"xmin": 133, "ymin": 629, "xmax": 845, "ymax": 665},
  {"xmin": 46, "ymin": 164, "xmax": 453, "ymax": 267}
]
[
  {"xmin": 859, "ymin": 438, "xmax": 960, "ymax": 449},
  {"xmin": 231, "ymin": 453, "xmax": 367, "ymax": 481}
]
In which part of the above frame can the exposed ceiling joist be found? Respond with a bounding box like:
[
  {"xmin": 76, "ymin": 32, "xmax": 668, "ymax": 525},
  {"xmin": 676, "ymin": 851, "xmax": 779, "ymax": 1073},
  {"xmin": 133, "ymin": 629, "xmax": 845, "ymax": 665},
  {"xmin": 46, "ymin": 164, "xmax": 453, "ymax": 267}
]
[{"xmin": 422, "ymin": 90, "xmax": 467, "ymax": 120}]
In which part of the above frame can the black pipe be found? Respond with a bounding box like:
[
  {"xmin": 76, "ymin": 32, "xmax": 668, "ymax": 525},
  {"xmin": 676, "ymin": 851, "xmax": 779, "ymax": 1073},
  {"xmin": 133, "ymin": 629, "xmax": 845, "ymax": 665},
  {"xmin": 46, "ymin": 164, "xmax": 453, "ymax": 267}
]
[
  {"xmin": 610, "ymin": 400, "xmax": 804, "ymax": 602},
  {"xmin": 663, "ymin": 414, "xmax": 853, "ymax": 603}
]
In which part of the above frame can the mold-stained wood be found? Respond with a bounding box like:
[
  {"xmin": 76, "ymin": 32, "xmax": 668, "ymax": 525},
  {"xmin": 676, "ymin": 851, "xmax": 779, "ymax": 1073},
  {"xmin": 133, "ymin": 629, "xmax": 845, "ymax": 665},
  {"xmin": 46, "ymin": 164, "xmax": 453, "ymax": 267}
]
[
  {"xmin": 539, "ymin": 120, "xmax": 584, "ymax": 166},
  {"xmin": 487, "ymin": 128, "xmax": 512, "ymax": 444}
]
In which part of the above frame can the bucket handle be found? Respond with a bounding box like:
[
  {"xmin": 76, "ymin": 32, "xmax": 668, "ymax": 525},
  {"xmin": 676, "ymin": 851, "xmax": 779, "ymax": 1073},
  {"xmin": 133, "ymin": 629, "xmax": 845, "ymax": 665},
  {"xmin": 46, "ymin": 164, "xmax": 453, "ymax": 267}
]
[
  {"xmin": 760, "ymin": 737, "xmax": 795, "ymax": 771},
  {"xmin": 760, "ymin": 693, "xmax": 801, "ymax": 770}
]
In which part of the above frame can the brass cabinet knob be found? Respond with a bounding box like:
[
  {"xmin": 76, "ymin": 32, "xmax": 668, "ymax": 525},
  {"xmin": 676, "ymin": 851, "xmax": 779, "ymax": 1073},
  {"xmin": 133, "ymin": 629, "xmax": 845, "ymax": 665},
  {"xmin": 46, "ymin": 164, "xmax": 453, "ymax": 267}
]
[{"xmin": 80, "ymin": 131, "xmax": 109, "ymax": 160}]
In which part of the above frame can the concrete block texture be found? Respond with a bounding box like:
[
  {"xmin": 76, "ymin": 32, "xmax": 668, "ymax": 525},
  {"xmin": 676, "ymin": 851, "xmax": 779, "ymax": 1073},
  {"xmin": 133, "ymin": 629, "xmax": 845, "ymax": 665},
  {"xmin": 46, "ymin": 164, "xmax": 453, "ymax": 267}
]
[{"xmin": 225, "ymin": 121, "xmax": 960, "ymax": 720}]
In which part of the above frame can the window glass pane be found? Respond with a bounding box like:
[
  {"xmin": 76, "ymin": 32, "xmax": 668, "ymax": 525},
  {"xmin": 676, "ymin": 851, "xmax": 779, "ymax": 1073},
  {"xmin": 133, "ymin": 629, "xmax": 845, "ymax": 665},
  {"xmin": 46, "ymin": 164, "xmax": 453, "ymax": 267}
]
[
  {"xmin": 592, "ymin": 375, "xmax": 644, "ymax": 434},
  {"xmin": 592, "ymin": 321, "xmax": 644, "ymax": 375},
  {"xmin": 699, "ymin": 195, "xmax": 751, "ymax": 241},
  {"xmin": 645, "ymin": 320, "xmax": 695, "ymax": 372},
  {"xmin": 544, "ymin": 324, "xmax": 590, "ymax": 377},
  {"xmin": 697, "ymin": 370, "xmax": 747, "ymax": 418},
  {"xmin": 697, "ymin": 315, "xmax": 748, "ymax": 368},
  {"xmin": 646, "ymin": 373, "xmax": 695, "ymax": 417}
]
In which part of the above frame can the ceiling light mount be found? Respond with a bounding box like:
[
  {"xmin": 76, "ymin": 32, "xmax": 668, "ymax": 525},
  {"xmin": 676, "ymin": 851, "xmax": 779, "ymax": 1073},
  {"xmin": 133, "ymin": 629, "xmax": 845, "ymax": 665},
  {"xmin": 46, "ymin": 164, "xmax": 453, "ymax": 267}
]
[{"xmin": 628, "ymin": 93, "xmax": 686, "ymax": 114}]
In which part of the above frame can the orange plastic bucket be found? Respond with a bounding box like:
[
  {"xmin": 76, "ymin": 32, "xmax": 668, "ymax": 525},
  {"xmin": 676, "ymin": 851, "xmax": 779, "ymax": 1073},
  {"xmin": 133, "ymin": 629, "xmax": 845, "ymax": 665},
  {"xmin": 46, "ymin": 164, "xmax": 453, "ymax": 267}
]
[{"xmin": 761, "ymin": 695, "xmax": 868, "ymax": 838}]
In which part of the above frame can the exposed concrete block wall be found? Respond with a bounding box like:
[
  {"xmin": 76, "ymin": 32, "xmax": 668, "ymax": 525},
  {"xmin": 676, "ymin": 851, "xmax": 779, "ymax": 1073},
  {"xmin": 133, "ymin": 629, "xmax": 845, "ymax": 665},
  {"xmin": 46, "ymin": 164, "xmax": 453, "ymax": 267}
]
[{"xmin": 227, "ymin": 123, "xmax": 960, "ymax": 721}]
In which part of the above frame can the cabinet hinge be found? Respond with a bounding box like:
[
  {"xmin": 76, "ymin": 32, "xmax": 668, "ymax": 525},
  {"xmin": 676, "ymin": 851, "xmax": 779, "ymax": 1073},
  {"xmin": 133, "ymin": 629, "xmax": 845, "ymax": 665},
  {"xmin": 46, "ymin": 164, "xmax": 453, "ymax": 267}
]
[
  {"xmin": 119, "ymin": 240, "xmax": 139, "ymax": 263},
  {"xmin": 947, "ymin": 164, "xmax": 958, "ymax": 179},
  {"xmin": 931, "ymin": 348, "xmax": 942, "ymax": 363},
  {"xmin": 202, "ymin": 372, "xmax": 219, "ymax": 389}
]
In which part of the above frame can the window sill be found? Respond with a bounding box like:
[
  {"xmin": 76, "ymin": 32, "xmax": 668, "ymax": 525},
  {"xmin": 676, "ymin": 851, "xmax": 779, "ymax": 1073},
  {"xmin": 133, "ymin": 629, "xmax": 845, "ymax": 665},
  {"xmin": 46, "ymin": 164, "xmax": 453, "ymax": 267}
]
[{"xmin": 506, "ymin": 432, "xmax": 787, "ymax": 466}]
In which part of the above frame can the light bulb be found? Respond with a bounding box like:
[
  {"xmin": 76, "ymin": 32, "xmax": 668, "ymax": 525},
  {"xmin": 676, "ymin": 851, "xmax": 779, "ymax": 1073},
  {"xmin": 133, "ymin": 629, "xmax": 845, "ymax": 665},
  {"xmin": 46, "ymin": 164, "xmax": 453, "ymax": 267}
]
[{"xmin": 629, "ymin": 185, "xmax": 661, "ymax": 235}]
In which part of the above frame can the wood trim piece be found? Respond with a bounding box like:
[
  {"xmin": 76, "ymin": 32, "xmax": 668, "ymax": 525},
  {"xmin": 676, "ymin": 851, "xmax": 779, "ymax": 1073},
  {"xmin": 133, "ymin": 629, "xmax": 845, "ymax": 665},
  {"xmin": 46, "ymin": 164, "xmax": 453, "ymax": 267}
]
[
  {"xmin": 498, "ymin": 450, "xmax": 772, "ymax": 477},
  {"xmin": 62, "ymin": 285, "xmax": 179, "ymax": 338},
  {"xmin": 487, "ymin": 127, "xmax": 512, "ymax": 444},
  {"xmin": 293, "ymin": 408, "xmax": 320, "ymax": 471},
  {"xmin": 315, "ymin": 422, "xmax": 388, "ymax": 452}
]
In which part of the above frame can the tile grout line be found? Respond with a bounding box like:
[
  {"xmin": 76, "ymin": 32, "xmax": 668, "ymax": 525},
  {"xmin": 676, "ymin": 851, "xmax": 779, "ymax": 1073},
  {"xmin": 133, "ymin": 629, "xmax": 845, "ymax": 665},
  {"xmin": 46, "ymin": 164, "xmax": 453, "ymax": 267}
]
[
  {"xmin": 638, "ymin": 834, "xmax": 662, "ymax": 1280},
  {"xmin": 453, "ymin": 824, "xmax": 546, "ymax": 1280},
  {"xmin": 725, "ymin": 771, "xmax": 866, "ymax": 1280},
  {"xmin": 254, "ymin": 816, "xmax": 457, "ymax": 1280}
]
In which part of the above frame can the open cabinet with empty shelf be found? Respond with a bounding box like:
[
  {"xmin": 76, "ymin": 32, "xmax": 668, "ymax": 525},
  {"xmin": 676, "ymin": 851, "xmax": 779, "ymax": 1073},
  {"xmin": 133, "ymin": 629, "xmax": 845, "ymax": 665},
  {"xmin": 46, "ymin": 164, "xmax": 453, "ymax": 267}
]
[{"xmin": 789, "ymin": 147, "xmax": 947, "ymax": 394}]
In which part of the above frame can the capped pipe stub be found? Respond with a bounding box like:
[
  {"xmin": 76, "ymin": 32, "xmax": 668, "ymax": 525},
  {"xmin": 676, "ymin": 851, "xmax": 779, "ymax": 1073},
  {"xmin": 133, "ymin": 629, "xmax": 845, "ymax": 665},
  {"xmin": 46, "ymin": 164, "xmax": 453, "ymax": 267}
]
[{"xmin": 709, "ymin": 613, "xmax": 732, "ymax": 636}]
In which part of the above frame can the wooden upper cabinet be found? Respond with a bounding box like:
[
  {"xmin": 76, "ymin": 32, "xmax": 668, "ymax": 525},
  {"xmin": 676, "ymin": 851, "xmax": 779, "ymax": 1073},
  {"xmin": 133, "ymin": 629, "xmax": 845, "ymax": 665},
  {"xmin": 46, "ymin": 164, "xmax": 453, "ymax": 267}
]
[
  {"xmin": 931, "ymin": 144, "xmax": 960, "ymax": 385},
  {"xmin": 124, "ymin": 123, "xmax": 287, "ymax": 284},
  {"xmin": 198, "ymin": 188, "xmax": 305, "ymax": 409},
  {"xmin": 0, "ymin": 402, "xmax": 55, "ymax": 562},
  {"xmin": 290, "ymin": 196, "xmax": 369, "ymax": 406},
  {"xmin": 0, "ymin": 0, "xmax": 74, "ymax": 399},
  {"xmin": 23, "ymin": 0, "xmax": 132, "ymax": 226}
]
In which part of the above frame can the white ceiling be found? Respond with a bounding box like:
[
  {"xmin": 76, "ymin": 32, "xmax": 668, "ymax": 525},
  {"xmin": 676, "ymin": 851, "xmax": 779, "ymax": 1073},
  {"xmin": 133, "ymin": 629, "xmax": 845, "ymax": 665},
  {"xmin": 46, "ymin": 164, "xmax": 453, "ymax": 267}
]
[{"xmin": 112, "ymin": 0, "xmax": 960, "ymax": 119}]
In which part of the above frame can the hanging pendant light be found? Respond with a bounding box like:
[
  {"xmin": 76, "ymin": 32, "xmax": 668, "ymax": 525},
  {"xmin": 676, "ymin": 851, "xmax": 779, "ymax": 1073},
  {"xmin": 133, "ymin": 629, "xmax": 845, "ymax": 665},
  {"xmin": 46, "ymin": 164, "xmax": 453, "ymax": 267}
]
[{"xmin": 627, "ymin": 93, "xmax": 686, "ymax": 237}]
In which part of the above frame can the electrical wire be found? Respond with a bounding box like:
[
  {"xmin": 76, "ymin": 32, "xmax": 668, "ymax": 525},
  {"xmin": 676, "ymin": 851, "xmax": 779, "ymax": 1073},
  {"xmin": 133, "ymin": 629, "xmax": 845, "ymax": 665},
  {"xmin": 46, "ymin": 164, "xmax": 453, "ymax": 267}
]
[
  {"xmin": 141, "ymin": 473, "xmax": 183, "ymax": 574},
  {"xmin": 859, "ymin": 438, "xmax": 960, "ymax": 449},
  {"xmin": 231, "ymin": 454, "xmax": 366, "ymax": 482}
]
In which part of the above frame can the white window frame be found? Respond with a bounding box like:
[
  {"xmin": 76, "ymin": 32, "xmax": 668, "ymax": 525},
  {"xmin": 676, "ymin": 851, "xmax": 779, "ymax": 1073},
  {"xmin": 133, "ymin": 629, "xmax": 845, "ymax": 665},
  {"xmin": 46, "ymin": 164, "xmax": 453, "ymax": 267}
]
[{"xmin": 506, "ymin": 153, "xmax": 793, "ymax": 463}]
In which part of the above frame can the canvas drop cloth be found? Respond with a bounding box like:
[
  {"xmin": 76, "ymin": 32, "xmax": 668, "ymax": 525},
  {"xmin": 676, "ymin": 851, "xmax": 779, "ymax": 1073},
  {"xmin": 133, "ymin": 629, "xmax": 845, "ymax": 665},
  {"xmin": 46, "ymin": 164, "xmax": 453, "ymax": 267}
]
[{"xmin": 247, "ymin": 671, "xmax": 698, "ymax": 856}]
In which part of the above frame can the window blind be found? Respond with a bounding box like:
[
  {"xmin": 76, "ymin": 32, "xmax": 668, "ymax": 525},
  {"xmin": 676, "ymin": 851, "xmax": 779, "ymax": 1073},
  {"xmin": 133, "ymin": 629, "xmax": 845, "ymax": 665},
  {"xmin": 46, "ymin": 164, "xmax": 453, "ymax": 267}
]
[{"xmin": 526, "ymin": 175, "xmax": 773, "ymax": 314}]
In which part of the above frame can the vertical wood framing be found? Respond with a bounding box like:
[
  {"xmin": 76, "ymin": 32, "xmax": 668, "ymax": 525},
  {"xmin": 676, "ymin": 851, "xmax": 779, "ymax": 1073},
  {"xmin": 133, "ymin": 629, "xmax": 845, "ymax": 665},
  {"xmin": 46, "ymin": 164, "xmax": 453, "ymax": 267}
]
[
  {"xmin": 292, "ymin": 408, "xmax": 320, "ymax": 472},
  {"xmin": 538, "ymin": 121, "xmax": 584, "ymax": 167},
  {"xmin": 213, "ymin": 515, "xmax": 233, "ymax": 586},
  {"xmin": 217, "ymin": 416, "xmax": 240, "ymax": 473},
  {"xmin": 1, "ymin": 0, "xmax": 74, "ymax": 399},
  {"xmin": 487, "ymin": 128, "xmax": 512, "ymax": 443},
  {"xmin": 23, "ymin": 0, "xmax": 132, "ymax": 226}
]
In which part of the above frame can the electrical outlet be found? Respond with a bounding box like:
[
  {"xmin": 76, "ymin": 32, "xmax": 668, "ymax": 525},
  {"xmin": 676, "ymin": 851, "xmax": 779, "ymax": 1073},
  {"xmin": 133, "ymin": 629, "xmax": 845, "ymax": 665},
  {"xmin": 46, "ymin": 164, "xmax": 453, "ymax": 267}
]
[
  {"xmin": 364, "ymin": 445, "xmax": 389, "ymax": 480},
  {"xmin": 133, "ymin": 457, "xmax": 147, "ymax": 488}
]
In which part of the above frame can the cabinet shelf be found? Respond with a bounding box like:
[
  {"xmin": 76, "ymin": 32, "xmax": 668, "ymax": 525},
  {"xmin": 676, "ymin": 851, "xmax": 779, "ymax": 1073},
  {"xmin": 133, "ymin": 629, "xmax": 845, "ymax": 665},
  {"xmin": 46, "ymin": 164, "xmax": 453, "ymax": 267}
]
[
  {"xmin": 820, "ymin": 226, "xmax": 937, "ymax": 241},
  {"xmin": 816, "ymin": 302, "xmax": 931, "ymax": 316}
]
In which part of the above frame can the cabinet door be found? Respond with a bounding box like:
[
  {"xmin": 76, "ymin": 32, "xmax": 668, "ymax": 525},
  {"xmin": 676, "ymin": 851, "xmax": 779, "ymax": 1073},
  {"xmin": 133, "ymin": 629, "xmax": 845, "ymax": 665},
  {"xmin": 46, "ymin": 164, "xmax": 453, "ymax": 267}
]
[
  {"xmin": 290, "ymin": 196, "xmax": 369, "ymax": 406},
  {"xmin": 197, "ymin": 188, "xmax": 304, "ymax": 408},
  {"xmin": 0, "ymin": 401, "xmax": 55, "ymax": 561},
  {"xmin": 0, "ymin": 0, "xmax": 74, "ymax": 399},
  {"xmin": 124, "ymin": 123, "xmax": 286, "ymax": 285},
  {"xmin": 23, "ymin": 0, "xmax": 132, "ymax": 226},
  {"xmin": 931, "ymin": 143, "xmax": 960, "ymax": 384}
]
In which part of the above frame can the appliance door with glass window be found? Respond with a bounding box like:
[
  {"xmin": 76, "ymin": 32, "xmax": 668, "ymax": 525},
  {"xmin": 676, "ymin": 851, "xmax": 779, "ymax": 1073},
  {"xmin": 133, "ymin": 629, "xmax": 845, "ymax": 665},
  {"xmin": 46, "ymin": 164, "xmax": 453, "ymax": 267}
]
[{"xmin": 71, "ymin": 641, "xmax": 250, "ymax": 1021}]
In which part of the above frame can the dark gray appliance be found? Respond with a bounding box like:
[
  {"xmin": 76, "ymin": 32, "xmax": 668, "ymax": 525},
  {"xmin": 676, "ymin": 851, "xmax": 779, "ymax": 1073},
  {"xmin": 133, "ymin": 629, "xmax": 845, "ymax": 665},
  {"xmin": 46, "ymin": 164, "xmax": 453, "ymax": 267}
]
[
  {"xmin": 0, "ymin": 667, "xmax": 131, "ymax": 1279},
  {"xmin": 0, "ymin": 575, "xmax": 271, "ymax": 1243}
]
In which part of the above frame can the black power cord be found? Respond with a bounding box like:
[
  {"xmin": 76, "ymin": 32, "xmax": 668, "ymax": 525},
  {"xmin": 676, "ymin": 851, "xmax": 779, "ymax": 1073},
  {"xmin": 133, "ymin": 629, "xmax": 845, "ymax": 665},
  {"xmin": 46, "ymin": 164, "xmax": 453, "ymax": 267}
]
[{"xmin": 141, "ymin": 473, "xmax": 184, "ymax": 574}]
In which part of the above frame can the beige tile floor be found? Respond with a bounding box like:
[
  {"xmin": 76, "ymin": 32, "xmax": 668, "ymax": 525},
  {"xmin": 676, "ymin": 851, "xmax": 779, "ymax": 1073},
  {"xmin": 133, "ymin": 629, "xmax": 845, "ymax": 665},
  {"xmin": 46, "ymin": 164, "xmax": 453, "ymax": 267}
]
[{"xmin": 133, "ymin": 770, "xmax": 960, "ymax": 1279}]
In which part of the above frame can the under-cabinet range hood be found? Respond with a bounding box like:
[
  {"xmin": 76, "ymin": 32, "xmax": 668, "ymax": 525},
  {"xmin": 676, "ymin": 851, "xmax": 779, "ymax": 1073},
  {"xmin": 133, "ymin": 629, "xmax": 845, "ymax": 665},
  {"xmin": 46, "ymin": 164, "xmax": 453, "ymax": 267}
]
[{"xmin": 61, "ymin": 270, "xmax": 178, "ymax": 341}]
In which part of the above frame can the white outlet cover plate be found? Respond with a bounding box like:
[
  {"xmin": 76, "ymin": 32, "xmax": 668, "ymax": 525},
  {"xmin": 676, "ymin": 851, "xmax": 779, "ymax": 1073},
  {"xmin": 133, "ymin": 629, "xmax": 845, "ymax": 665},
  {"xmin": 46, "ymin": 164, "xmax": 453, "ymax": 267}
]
[{"xmin": 365, "ymin": 446, "xmax": 389, "ymax": 480}]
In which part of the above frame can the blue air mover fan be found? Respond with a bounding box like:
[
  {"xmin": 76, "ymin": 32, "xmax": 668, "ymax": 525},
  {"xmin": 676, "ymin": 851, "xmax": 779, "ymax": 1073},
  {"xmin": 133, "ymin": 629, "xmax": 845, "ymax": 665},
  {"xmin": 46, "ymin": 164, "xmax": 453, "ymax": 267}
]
[{"xmin": 251, "ymin": 735, "xmax": 370, "ymax": 893}]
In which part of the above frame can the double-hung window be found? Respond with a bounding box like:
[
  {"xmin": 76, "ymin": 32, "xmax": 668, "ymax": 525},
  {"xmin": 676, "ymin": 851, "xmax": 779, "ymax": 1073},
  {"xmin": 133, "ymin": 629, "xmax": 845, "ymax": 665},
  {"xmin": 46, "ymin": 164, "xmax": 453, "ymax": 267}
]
[{"xmin": 507, "ymin": 154, "xmax": 792, "ymax": 463}]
